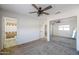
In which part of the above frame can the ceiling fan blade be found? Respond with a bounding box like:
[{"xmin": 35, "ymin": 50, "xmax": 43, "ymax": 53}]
[
  {"xmin": 32, "ymin": 4, "xmax": 38, "ymax": 10},
  {"xmin": 42, "ymin": 12, "xmax": 49, "ymax": 15},
  {"xmin": 42, "ymin": 5, "xmax": 52, "ymax": 11},
  {"xmin": 29, "ymin": 11, "xmax": 37, "ymax": 14}
]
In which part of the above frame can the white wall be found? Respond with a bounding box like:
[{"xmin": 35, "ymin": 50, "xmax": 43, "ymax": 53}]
[
  {"xmin": 52, "ymin": 16, "xmax": 77, "ymax": 38},
  {"xmin": 0, "ymin": 9, "xmax": 2, "ymax": 49},
  {"xmin": 0, "ymin": 9, "xmax": 41, "ymax": 49},
  {"xmin": 47, "ymin": 7, "xmax": 79, "ymax": 51}
]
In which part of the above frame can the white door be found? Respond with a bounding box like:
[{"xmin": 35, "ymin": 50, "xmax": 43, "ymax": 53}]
[{"xmin": 3, "ymin": 17, "xmax": 17, "ymax": 48}]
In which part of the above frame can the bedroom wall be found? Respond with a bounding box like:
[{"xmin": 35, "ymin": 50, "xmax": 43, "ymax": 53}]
[
  {"xmin": 0, "ymin": 9, "xmax": 2, "ymax": 49},
  {"xmin": 0, "ymin": 9, "xmax": 41, "ymax": 49}
]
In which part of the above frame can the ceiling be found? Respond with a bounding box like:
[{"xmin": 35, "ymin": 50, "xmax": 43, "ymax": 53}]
[{"xmin": 0, "ymin": 4, "xmax": 79, "ymax": 19}]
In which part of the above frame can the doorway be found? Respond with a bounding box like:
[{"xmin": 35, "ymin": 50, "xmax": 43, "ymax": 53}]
[
  {"xmin": 2, "ymin": 17, "xmax": 17, "ymax": 48},
  {"xmin": 44, "ymin": 25, "xmax": 47, "ymax": 37}
]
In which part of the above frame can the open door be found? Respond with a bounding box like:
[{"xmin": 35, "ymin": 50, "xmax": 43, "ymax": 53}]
[
  {"xmin": 45, "ymin": 25, "xmax": 47, "ymax": 37},
  {"xmin": 3, "ymin": 17, "xmax": 17, "ymax": 48}
]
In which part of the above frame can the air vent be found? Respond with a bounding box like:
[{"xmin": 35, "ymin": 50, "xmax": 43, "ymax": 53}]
[
  {"xmin": 56, "ymin": 20, "xmax": 60, "ymax": 23},
  {"xmin": 55, "ymin": 11, "xmax": 61, "ymax": 14}
]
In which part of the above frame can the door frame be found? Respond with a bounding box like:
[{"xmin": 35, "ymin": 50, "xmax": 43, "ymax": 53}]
[{"xmin": 1, "ymin": 16, "xmax": 17, "ymax": 49}]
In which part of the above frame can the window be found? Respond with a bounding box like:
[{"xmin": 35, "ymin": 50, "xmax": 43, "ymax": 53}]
[{"xmin": 58, "ymin": 25, "xmax": 70, "ymax": 31}]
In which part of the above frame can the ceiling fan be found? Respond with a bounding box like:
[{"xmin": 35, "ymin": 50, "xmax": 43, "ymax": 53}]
[{"xmin": 29, "ymin": 4, "xmax": 52, "ymax": 16}]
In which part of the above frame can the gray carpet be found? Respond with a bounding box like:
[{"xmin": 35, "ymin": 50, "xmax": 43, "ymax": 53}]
[{"xmin": 12, "ymin": 36, "xmax": 78, "ymax": 55}]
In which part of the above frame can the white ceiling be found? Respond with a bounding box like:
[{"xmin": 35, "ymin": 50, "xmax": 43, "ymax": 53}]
[{"xmin": 0, "ymin": 4, "xmax": 79, "ymax": 19}]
